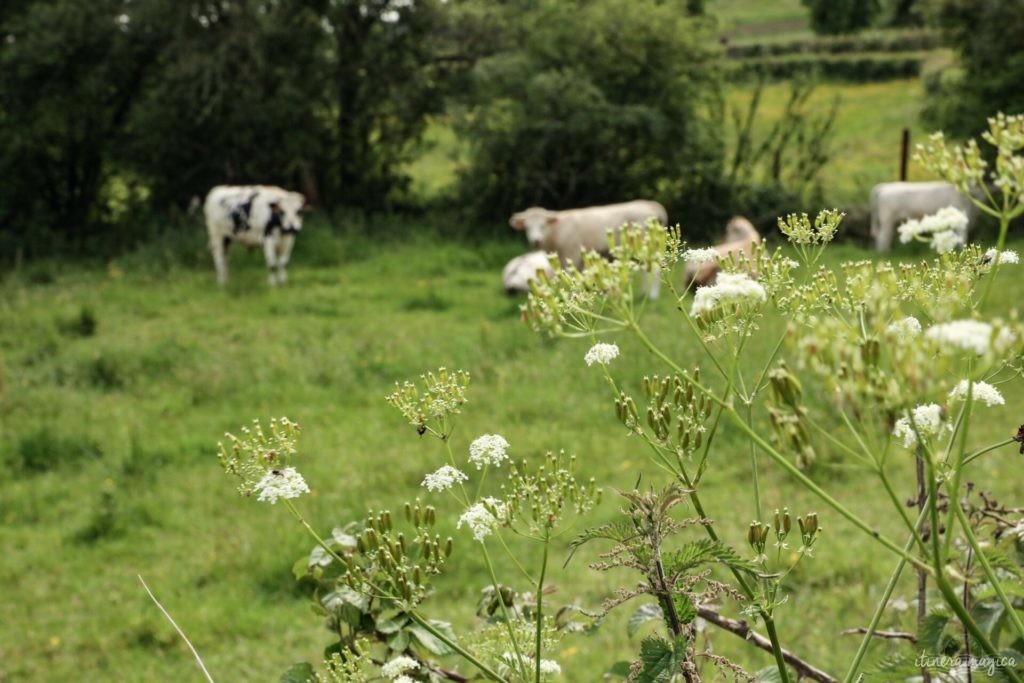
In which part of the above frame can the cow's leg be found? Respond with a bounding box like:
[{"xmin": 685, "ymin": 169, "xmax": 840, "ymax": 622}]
[
  {"xmin": 276, "ymin": 234, "xmax": 295, "ymax": 285},
  {"xmin": 211, "ymin": 234, "xmax": 230, "ymax": 285},
  {"xmin": 645, "ymin": 266, "xmax": 661, "ymax": 300},
  {"xmin": 875, "ymin": 212, "xmax": 894, "ymax": 252},
  {"xmin": 263, "ymin": 238, "xmax": 279, "ymax": 286}
]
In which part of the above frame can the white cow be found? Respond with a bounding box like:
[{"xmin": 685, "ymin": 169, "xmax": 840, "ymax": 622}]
[
  {"xmin": 203, "ymin": 185, "xmax": 306, "ymax": 285},
  {"xmin": 684, "ymin": 216, "xmax": 762, "ymax": 287},
  {"xmin": 509, "ymin": 200, "xmax": 668, "ymax": 298},
  {"xmin": 870, "ymin": 181, "xmax": 975, "ymax": 251},
  {"xmin": 502, "ymin": 251, "xmax": 555, "ymax": 295}
]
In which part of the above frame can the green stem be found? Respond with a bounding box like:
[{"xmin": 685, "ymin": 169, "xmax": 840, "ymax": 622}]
[
  {"xmin": 951, "ymin": 501, "xmax": 1024, "ymax": 640},
  {"xmin": 535, "ymin": 533, "xmax": 550, "ymax": 683},
  {"xmin": 978, "ymin": 213, "xmax": 1010, "ymax": 309},
  {"xmin": 409, "ymin": 611, "xmax": 510, "ymax": 683},
  {"xmin": 763, "ymin": 616, "xmax": 793, "ymax": 683},
  {"xmin": 629, "ymin": 322, "xmax": 932, "ymax": 574},
  {"xmin": 482, "ymin": 544, "xmax": 529, "ymax": 681},
  {"xmin": 843, "ymin": 509, "xmax": 925, "ymax": 683},
  {"xmin": 963, "ymin": 438, "xmax": 1015, "ymax": 466},
  {"xmin": 877, "ymin": 469, "xmax": 927, "ymax": 555},
  {"xmin": 283, "ymin": 499, "xmax": 348, "ymax": 567}
]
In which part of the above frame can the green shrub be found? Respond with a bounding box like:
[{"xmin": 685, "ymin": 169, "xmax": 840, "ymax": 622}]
[
  {"xmin": 730, "ymin": 54, "xmax": 923, "ymax": 82},
  {"xmin": 724, "ymin": 29, "xmax": 940, "ymax": 59}
]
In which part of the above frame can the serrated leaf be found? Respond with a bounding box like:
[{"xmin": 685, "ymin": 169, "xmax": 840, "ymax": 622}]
[
  {"xmin": 672, "ymin": 594, "xmax": 697, "ymax": 625},
  {"xmin": 280, "ymin": 662, "xmax": 316, "ymax": 683},
  {"xmin": 565, "ymin": 521, "xmax": 638, "ymax": 566},
  {"xmin": 664, "ymin": 539, "xmax": 758, "ymax": 576},
  {"xmin": 408, "ymin": 621, "xmax": 456, "ymax": 656},
  {"xmin": 330, "ymin": 528, "xmax": 358, "ymax": 550},
  {"xmin": 918, "ymin": 611, "xmax": 951, "ymax": 652},
  {"xmin": 634, "ymin": 635, "xmax": 685, "ymax": 683},
  {"xmin": 628, "ymin": 603, "xmax": 664, "ymax": 637},
  {"xmin": 322, "ymin": 586, "xmax": 369, "ymax": 613},
  {"xmin": 606, "ymin": 660, "xmax": 632, "ymax": 678},
  {"xmin": 754, "ymin": 665, "xmax": 784, "ymax": 683},
  {"xmin": 309, "ymin": 545, "xmax": 335, "ymax": 569}
]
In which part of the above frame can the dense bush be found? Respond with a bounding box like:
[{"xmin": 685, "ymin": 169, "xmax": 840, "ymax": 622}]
[
  {"xmin": 454, "ymin": 0, "xmax": 725, "ymax": 231},
  {"xmin": 730, "ymin": 54, "xmax": 923, "ymax": 82},
  {"xmin": 801, "ymin": 0, "xmax": 882, "ymax": 35},
  {"xmin": 724, "ymin": 29, "xmax": 939, "ymax": 59},
  {"xmin": 922, "ymin": 0, "xmax": 1024, "ymax": 138}
]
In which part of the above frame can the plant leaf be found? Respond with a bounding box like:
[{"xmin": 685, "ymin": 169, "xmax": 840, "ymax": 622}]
[
  {"xmin": 408, "ymin": 621, "xmax": 456, "ymax": 656},
  {"xmin": 280, "ymin": 662, "xmax": 316, "ymax": 683},
  {"xmin": 628, "ymin": 603, "xmax": 664, "ymax": 637},
  {"xmin": 634, "ymin": 635, "xmax": 685, "ymax": 683}
]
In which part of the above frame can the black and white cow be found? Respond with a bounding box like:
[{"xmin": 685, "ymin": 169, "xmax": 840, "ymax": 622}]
[{"xmin": 203, "ymin": 185, "xmax": 306, "ymax": 285}]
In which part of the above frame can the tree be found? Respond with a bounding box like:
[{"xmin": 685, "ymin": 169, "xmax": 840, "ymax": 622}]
[
  {"xmin": 456, "ymin": 0, "xmax": 724, "ymax": 228},
  {"xmin": 801, "ymin": 0, "xmax": 881, "ymax": 35},
  {"xmin": 922, "ymin": 0, "xmax": 1024, "ymax": 138}
]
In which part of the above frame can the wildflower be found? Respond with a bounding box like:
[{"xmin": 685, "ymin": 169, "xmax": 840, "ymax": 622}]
[
  {"xmin": 457, "ymin": 501, "xmax": 500, "ymax": 542},
  {"xmin": 584, "ymin": 342, "xmax": 620, "ymax": 366},
  {"xmin": 924, "ymin": 319, "xmax": 994, "ymax": 355},
  {"xmin": 393, "ymin": 677, "xmax": 416, "ymax": 683},
  {"xmin": 690, "ymin": 272, "xmax": 767, "ymax": 317},
  {"xmin": 892, "ymin": 404, "xmax": 948, "ymax": 448},
  {"xmin": 422, "ymin": 465, "xmax": 469, "ymax": 492},
  {"xmin": 501, "ymin": 653, "xmax": 561, "ymax": 676},
  {"xmin": 380, "ymin": 656, "xmax": 419, "ymax": 680},
  {"xmin": 886, "ymin": 316, "xmax": 922, "ymax": 341},
  {"xmin": 984, "ymin": 248, "xmax": 1019, "ymax": 266},
  {"xmin": 468, "ymin": 434, "xmax": 510, "ymax": 469},
  {"xmin": 254, "ymin": 466, "xmax": 309, "ymax": 504},
  {"xmin": 930, "ymin": 228, "xmax": 964, "ymax": 254},
  {"xmin": 682, "ymin": 247, "xmax": 719, "ymax": 264},
  {"xmin": 948, "ymin": 380, "xmax": 1005, "ymax": 407}
]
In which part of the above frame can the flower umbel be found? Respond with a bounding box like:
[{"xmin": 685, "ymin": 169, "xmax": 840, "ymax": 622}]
[
  {"xmin": 893, "ymin": 404, "xmax": 949, "ymax": 449},
  {"xmin": 584, "ymin": 342, "xmax": 620, "ymax": 366},
  {"xmin": 458, "ymin": 501, "xmax": 501, "ymax": 542},
  {"xmin": 469, "ymin": 434, "xmax": 510, "ymax": 469},
  {"xmin": 380, "ymin": 656, "xmax": 419, "ymax": 680},
  {"xmin": 422, "ymin": 465, "xmax": 469, "ymax": 492},
  {"xmin": 218, "ymin": 417, "xmax": 301, "ymax": 497},
  {"xmin": 690, "ymin": 271, "xmax": 767, "ymax": 317},
  {"xmin": 254, "ymin": 466, "xmax": 309, "ymax": 504},
  {"xmin": 948, "ymin": 380, "xmax": 1005, "ymax": 407}
]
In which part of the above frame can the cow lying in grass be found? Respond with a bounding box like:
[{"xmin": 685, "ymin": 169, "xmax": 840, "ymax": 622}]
[
  {"xmin": 502, "ymin": 251, "xmax": 555, "ymax": 295},
  {"xmin": 204, "ymin": 185, "xmax": 306, "ymax": 285},
  {"xmin": 683, "ymin": 216, "xmax": 762, "ymax": 287},
  {"xmin": 509, "ymin": 200, "xmax": 668, "ymax": 298}
]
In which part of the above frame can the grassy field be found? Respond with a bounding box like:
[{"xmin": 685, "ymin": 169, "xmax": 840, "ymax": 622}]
[{"xmin": 2, "ymin": 224, "xmax": 1022, "ymax": 682}]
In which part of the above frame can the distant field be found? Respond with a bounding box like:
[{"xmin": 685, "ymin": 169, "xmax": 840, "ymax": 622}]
[
  {"xmin": 709, "ymin": 0, "xmax": 811, "ymax": 42},
  {"xmin": 726, "ymin": 78, "xmax": 933, "ymax": 207},
  {"xmin": 2, "ymin": 230, "xmax": 1022, "ymax": 681}
]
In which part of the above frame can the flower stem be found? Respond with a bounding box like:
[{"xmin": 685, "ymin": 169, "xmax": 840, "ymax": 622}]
[
  {"xmin": 408, "ymin": 611, "xmax": 509, "ymax": 683},
  {"xmin": 482, "ymin": 543, "xmax": 529, "ymax": 681},
  {"xmin": 535, "ymin": 533, "xmax": 550, "ymax": 683},
  {"xmin": 763, "ymin": 616, "xmax": 793, "ymax": 683},
  {"xmin": 283, "ymin": 499, "xmax": 348, "ymax": 566}
]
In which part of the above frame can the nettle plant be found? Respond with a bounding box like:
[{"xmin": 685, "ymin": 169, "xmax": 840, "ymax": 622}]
[{"xmin": 212, "ymin": 115, "xmax": 1024, "ymax": 683}]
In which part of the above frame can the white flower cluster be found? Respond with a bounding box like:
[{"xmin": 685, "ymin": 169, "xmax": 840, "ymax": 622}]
[
  {"xmin": 690, "ymin": 272, "xmax": 767, "ymax": 317},
  {"xmin": 380, "ymin": 656, "xmax": 419, "ymax": 680},
  {"xmin": 457, "ymin": 499, "xmax": 505, "ymax": 542},
  {"xmin": 584, "ymin": 342, "xmax": 620, "ymax": 366},
  {"xmin": 422, "ymin": 465, "xmax": 469, "ymax": 492},
  {"xmin": 468, "ymin": 434, "xmax": 510, "ymax": 469},
  {"xmin": 502, "ymin": 653, "xmax": 562, "ymax": 676},
  {"xmin": 984, "ymin": 248, "xmax": 1020, "ymax": 266},
  {"xmin": 254, "ymin": 466, "xmax": 309, "ymax": 504},
  {"xmin": 924, "ymin": 319, "xmax": 1008, "ymax": 356},
  {"xmin": 893, "ymin": 404, "xmax": 949, "ymax": 449},
  {"xmin": 682, "ymin": 247, "xmax": 719, "ymax": 264},
  {"xmin": 948, "ymin": 380, "xmax": 1005, "ymax": 407},
  {"xmin": 897, "ymin": 206, "xmax": 969, "ymax": 254},
  {"xmin": 886, "ymin": 316, "xmax": 922, "ymax": 342}
]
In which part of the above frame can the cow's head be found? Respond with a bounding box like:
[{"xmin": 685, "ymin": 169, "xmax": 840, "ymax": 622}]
[
  {"xmin": 509, "ymin": 207, "xmax": 557, "ymax": 250},
  {"xmin": 269, "ymin": 192, "xmax": 307, "ymax": 234}
]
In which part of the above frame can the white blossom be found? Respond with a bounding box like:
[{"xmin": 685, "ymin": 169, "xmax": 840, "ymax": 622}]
[
  {"xmin": 886, "ymin": 316, "xmax": 922, "ymax": 341},
  {"xmin": 381, "ymin": 656, "xmax": 419, "ymax": 680},
  {"xmin": 984, "ymin": 248, "xmax": 1019, "ymax": 265},
  {"xmin": 930, "ymin": 228, "xmax": 964, "ymax": 254},
  {"xmin": 682, "ymin": 247, "xmax": 719, "ymax": 264},
  {"xmin": 584, "ymin": 342, "xmax": 620, "ymax": 366},
  {"xmin": 254, "ymin": 466, "xmax": 309, "ymax": 504},
  {"xmin": 501, "ymin": 653, "xmax": 561, "ymax": 676},
  {"xmin": 924, "ymin": 319, "xmax": 994, "ymax": 355},
  {"xmin": 948, "ymin": 380, "xmax": 1005, "ymax": 407},
  {"xmin": 457, "ymin": 501, "xmax": 501, "ymax": 542},
  {"xmin": 393, "ymin": 677, "xmax": 416, "ymax": 683},
  {"xmin": 422, "ymin": 465, "xmax": 469, "ymax": 492},
  {"xmin": 892, "ymin": 404, "xmax": 948, "ymax": 448},
  {"xmin": 468, "ymin": 434, "xmax": 510, "ymax": 469},
  {"xmin": 690, "ymin": 272, "xmax": 767, "ymax": 317}
]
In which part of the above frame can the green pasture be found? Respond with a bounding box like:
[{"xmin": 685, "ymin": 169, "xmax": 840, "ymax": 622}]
[{"xmin": 2, "ymin": 226, "xmax": 1022, "ymax": 681}]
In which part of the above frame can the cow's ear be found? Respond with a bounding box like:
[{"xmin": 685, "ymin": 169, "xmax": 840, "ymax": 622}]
[
  {"xmin": 545, "ymin": 215, "xmax": 558, "ymax": 227},
  {"xmin": 509, "ymin": 215, "xmax": 525, "ymax": 230},
  {"xmin": 269, "ymin": 201, "xmax": 283, "ymax": 215}
]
